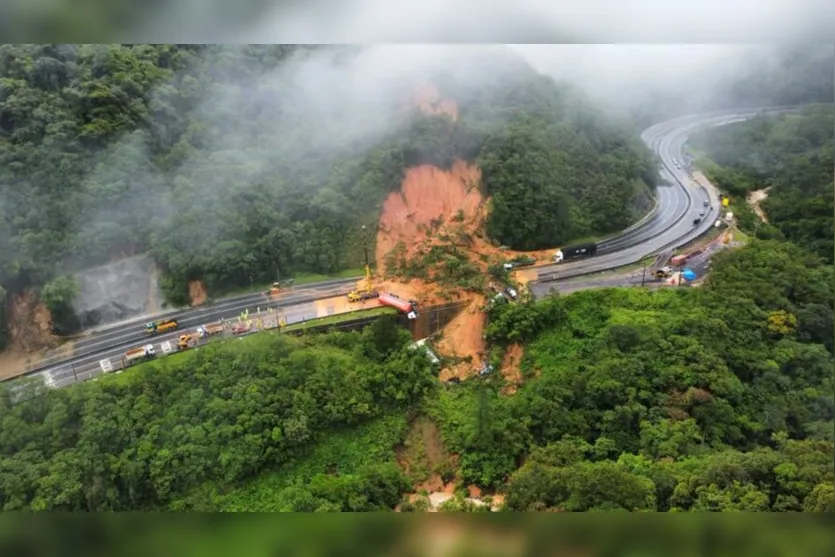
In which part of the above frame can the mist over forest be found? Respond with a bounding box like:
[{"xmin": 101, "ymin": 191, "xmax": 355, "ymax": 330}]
[{"xmin": 0, "ymin": 44, "xmax": 831, "ymax": 341}]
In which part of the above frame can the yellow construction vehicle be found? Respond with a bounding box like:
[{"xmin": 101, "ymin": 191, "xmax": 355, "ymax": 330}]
[
  {"xmin": 347, "ymin": 225, "xmax": 379, "ymax": 302},
  {"xmin": 177, "ymin": 332, "xmax": 201, "ymax": 351},
  {"xmin": 348, "ymin": 262, "xmax": 379, "ymax": 302}
]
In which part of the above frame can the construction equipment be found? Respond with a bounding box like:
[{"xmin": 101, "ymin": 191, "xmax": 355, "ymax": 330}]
[
  {"xmin": 347, "ymin": 225, "xmax": 379, "ymax": 302},
  {"xmin": 177, "ymin": 332, "xmax": 201, "ymax": 351},
  {"xmin": 653, "ymin": 266, "xmax": 673, "ymax": 279},
  {"xmin": 124, "ymin": 344, "xmax": 156, "ymax": 365},
  {"xmin": 146, "ymin": 318, "xmax": 179, "ymax": 335},
  {"xmin": 266, "ymin": 279, "xmax": 295, "ymax": 297},
  {"xmin": 232, "ymin": 322, "xmax": 251, "ymax": 336}
]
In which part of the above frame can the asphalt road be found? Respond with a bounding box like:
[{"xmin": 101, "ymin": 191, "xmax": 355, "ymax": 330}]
[
  {"xmin": 7, "ymin": 106, "xmax": 796, "ymax": 391},
  {"xmin": 528, "ymin": 106, "xmax": 798, "ymax": 298}
]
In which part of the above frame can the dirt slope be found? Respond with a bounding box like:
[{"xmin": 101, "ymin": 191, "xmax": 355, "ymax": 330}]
[
  {"xmin": 370, "ymin": 86, "xmax": 563, "ymax": 380},
  {"xmin": 0, "ymin": 290, "xmax": 58, "ymax": 379}
]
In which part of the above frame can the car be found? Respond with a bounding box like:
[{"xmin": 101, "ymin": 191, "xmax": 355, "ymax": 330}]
[
  {"xmin": 703, "ymin": 200, "xmax": 709, "ymax": 206},
  {"xmin": 693, "ymin": 218, "xmax": 702, "ymax": 225},
  {"xmin": 699, "ymin": 210, "xmax": 705, "ymax": 216}
]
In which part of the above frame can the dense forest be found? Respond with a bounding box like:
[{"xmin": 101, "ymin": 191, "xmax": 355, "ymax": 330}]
[
  {"xmin": 1, "ymin": 44, "xmax": 833, "ymax": 513},
  {"xmin": 0, "ymin": 318, "xmax": 435, "ymax": 510},
  {"xmin": 1, "ymin": 236, "xmax": 831, "ymax": 511},
  {"xmin": 689, "ymin": 104, "xmax": 834, "ymax": 263},
  {"xmin": 0, "ymin": 44, "xmax": 655, "ymax": 341}
]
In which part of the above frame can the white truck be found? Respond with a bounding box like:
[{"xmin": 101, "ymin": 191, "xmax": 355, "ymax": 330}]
[
  {"xmin": 198, "ymin": 322, "xmax": 225, "ymax": 338},
  {"xmin": 124, "ymin": 344, "xmax": 156, "ymax": 365}
]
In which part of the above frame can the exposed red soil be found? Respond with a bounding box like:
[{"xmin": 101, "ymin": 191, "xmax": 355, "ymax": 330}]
[
  {"xmin": 500, "ymin": 343, "xmax": 525, "ymax": 395},
  {"xmin": 410, "ymin": 83, "xmax": 459, "ymax": 122},
  {"xmin": 1, "ymin": 290, "xmax": 58, "ymax": 379},
  {"xmin": 435, "ymin": 295, "xmax": 487, "ymax": 381},
  {"xmin": 375, "ymin": 161, "xmax": 483, "ymax": 266},
  {"xmin": 371, "ymin": 84, "xmax": 563, "ymax": 383},
  {"xmin": 188, "ymin": 280, "xmax": 207, "ymax": 306}
]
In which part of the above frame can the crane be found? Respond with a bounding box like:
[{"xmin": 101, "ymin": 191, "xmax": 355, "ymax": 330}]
[{"xmin": 347, "ymin": 225, "xmax": 379, "ymax": 302}]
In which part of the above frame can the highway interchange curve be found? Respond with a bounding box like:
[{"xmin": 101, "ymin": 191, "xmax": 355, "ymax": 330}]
[{"xmin": 7, "ymin": 106, "xmax": 796, "ymax": 391}]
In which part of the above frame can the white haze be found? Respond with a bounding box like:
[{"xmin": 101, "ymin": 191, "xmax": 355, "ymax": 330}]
[{"xmin": 133, "ymin": 0, "xmax": 835, "ymax": 43}]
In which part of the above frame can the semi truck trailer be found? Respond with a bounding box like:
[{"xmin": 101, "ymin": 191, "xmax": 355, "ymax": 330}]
[
  {"xmin": 555, "ymin": 243, "xmax": 597, "ymax": 263},
  {"xmin": 124, "ymin": 344, "xmax": 156, "ymax": 365},
  {"xmin": 146, "ymin": 318, "xmax": 179, "ymax": 335}
]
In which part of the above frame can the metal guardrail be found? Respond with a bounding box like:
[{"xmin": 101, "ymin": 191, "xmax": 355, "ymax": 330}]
[{"xmin": 11, "ymin": 282, "xmax": 361, "ymax": 381}]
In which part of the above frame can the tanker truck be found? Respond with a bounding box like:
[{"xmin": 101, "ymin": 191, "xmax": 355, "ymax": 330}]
[{"xmin": 378, "ymin": 292, "xmax": 418, "ymax": 319}]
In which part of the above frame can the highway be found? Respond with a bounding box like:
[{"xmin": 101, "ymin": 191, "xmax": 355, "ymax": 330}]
[
  {"xmin": 5, "ymin": 106, "xmax": 795, "ymax": 391},
  {"xmin": 527, "ymin": 106, "xmax": 797, "ymax": 297}
]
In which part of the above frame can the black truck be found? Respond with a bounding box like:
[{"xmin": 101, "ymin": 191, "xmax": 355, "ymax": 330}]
[{"xmin": 555, "ymin": 242, "xmax": 597, "ymax": 263}]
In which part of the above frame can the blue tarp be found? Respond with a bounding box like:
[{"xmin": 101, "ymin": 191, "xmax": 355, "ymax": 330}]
[{"xmin": 682, "ymin": 269, "xmax": 697, "ymax": 281}]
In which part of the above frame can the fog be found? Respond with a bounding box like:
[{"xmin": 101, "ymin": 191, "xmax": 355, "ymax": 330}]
[
  {"xmin": 37, "ymin": 40, "xmax": 832, "ymax": 326},
  {"xmin": 130, "ymin": 0, "xmax": 835, "ymax": 43}
]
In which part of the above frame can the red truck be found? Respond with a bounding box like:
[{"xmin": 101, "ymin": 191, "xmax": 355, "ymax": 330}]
[
  {"xmin": 378, "ymin": 293, "xmax": 418, "ymax": 319},
  {"xmin": 671, "ymin": 254, "xmax": 688, "ymax": 266}
]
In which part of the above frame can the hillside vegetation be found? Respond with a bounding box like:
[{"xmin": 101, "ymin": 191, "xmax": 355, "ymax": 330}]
[
  {"xmin": 2, "ymin": 238, "xmax": 832, "ymax": 512},
  {"xmin": 0, "ymin": 44, "xmax": 655, "ymax": 343},
  {"xmin": 690, "ymin": 104, "xmax": 834, "ymax": 263},
  {"xmin": 0, "ymin": 317, "xmax": 434, "ymax": 510}
]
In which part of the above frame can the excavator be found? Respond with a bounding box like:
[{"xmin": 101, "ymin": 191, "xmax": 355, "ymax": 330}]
[{"xmin": 347, "ymin": 225, "xmax": 379, "ymax": 303}]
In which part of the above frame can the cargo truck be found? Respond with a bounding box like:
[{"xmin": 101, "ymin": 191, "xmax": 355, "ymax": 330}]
[
  {"xmin": 146, "ymin": 318, "xmax": 179, "ymax": 335},
  {"xmin": 554, "ymin": 243, "xmax": 597, "ymax": 263},
  {"xmin": 671, "ymin": 254, "xmax": 688, "ymax": 266},
  {"xmin": 198, "ymin": 322, "xmax": 225, "ymax": 338},
  {"xmin": 378, "ymin": 292, "xmax": 418, "ymax": 319},
  {"xmin": 124, "ymin": 344, "xmax": 156, "ymax": 365}
]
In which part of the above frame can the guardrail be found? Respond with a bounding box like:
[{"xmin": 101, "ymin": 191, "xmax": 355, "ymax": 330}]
[{"xmin": 10, "ymin": 283, "xmax": 361, "ymax": 382}]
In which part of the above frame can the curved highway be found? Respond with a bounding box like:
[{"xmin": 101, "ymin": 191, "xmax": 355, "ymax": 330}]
[{"xmin": 5, "ymin": 106, "xmax": 796, "ymax": 391}]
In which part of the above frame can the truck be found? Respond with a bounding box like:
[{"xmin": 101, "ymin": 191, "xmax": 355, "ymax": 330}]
[
  {"xmin": 198, "ymin": 322, "xmax": 224, "ymax": 338},
  {"xmin": 554, "ymin": 243, "xmax": 597, "ymax": 263},
  {"xmin": 124, "ymin": 344, "xmax": 156, "ymax": 364},
  {"xmin": 503, "ymin": 255, "xmax": 536, "ymax": 271},
  {"xmin": 378, "ymin": 292, "xmax": 418, "ymax": 319},
  {"xmin": 671, "ymin": 254, "xmax": 688, "ymax": 266},
  {"xmin": 146, "ymin": 318, "xmax": 179, "ymax": 335},
  {"xmin": 231, "ymin": 322, "xmax": 252, "ymax": 336}
]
